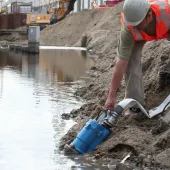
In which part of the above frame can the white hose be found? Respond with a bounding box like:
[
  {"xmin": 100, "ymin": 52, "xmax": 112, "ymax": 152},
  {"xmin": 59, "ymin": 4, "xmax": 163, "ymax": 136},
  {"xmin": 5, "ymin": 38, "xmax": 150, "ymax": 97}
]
[{"xmin": 117, "ymin": 95, "xmax": 170, "ymax": 118}]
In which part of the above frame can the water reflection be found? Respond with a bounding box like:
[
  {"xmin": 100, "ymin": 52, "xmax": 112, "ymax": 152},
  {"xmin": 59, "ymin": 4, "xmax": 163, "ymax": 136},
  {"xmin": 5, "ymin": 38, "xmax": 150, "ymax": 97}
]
[
  {"xmin": 0, "ymin": 49, "xmax": 92, "ymax": 84},
  {"xmin": 39, "ymin": 49, "xmax": 90, "ymax": 83},
  {"xmin": 0, "ymin": 49, "xmax": 95, "ymax": 170}
]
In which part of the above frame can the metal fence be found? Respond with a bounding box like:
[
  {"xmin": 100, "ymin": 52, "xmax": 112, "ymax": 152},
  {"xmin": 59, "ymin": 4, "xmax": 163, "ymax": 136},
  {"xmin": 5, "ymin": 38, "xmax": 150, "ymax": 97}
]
[{"xmin": 0, "ymin": 13, "xmax": 26, "ymax": 29}]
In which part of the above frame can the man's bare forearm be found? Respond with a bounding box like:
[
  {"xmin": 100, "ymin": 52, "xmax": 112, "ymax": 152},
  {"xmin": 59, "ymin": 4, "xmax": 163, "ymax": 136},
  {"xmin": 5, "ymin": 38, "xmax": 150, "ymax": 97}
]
[{"xmin": 108, "ymin": 59, "xmax": 128, "ymax": 98}]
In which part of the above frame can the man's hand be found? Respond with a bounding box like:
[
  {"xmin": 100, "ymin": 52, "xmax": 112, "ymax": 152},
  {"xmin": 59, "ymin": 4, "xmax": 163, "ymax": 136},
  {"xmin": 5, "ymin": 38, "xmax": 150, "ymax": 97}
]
[{"xmin": 104, "ymin": 95, "xmax": 116, "ymax": 110}]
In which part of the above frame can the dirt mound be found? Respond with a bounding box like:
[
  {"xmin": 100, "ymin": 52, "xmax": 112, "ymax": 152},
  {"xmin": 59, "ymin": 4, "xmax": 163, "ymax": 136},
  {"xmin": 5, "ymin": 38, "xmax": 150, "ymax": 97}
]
[
  {"xmin": 0, "ymin": 26, "xmax": 28, "ymax": 44},
  {"xmin": 41, "ymin": 2, "xmax": 170, "ymax": 169}
]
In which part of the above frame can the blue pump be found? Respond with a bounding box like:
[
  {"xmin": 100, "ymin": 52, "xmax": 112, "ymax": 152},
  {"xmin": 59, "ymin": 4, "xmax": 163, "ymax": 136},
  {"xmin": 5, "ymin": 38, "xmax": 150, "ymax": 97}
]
[
  {"xmin": 71, "ymin": 119, "xmax": 110, "ymax": 154},
  {"xmin": 71, "ymin": 105, "xmax": 124, "ymax": 154}
]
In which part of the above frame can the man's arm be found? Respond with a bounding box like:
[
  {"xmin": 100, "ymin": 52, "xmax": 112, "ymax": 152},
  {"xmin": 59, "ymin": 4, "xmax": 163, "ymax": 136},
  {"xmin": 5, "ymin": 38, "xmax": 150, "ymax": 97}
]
[
  {"xmin": 104, "ymin": 58, "xmax": 128, "ymax": 110},
  {"xmin": 105, "ymin": 24, "xmax": 134, "ymax": 110}
]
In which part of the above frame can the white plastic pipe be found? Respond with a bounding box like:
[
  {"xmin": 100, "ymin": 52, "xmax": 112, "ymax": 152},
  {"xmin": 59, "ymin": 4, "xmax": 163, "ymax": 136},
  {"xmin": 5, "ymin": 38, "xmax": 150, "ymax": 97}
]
[{"xmin": 39, "ymin": 46, "xmax": 86, "ymax": 51}]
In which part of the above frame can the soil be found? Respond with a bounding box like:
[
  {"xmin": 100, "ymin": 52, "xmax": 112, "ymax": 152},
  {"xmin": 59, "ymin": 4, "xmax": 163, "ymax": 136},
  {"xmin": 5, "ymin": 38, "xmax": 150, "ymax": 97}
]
[
  {"xmin": 40, "ymin": 2, "xmax": 170, "ymax": 169},
  {"xmin": 0, "ymin": 26, "xmax": 28, "ymax": 46}
]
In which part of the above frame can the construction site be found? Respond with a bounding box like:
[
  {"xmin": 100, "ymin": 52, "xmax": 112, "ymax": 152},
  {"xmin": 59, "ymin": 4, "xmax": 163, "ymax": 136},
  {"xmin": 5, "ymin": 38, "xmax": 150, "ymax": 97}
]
[{"xmin": 0, "ymin": 0, "xmax": 170, "ymax": 170}]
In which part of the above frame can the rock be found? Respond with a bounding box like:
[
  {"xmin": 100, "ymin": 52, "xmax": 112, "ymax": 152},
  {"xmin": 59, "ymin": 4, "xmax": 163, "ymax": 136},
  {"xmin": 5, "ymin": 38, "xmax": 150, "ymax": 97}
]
[
  {"xmin": 143, "ymin": 167, "xmax": 151, "ymax": 170},
  {"xmin": 153, "ymin": 129, "xmax": 170, "ymax": 149},
  {"xmin": 70, "ymin": 109, "xmax": 79, "ymax": 118},
  {"xmin": 88, "ymin": 83, "xmax": 94, "ymax": 89},
  {"xmin": 154, "ymin": 149, "xmax": 170, "ymax": 167},
  {"xmin": 63, "ymin": 144, "xmax": 80, "ymax": 155},
  {"xmin": 115, "ymin": 163, "xmax": 133, "ymax": 170},
  {"xmin": 139, "ymin": 153, "xmax": 146, "ymax": 162},
  {"xmin": 110, "ymin": 63, "xmax": 114, "ymax": 68},
  {"xmin": 147, "ymin": 155, "xmax": 152, "ymax": 160},
  {"xmin": 61, "ymin": 113, "xmax": 71, "ymax": 120},
  {"xmin": 108, "ymin": 159, "xmax": 119, "ymax": 170},
  {"xmin": 143, "ymin": 158, "xmax": 152, "ymax": 167},
  {"xmin": 0, "ymin": 40, "xmax": 8, "ymax": 47},
  {"xmin": 156, "ymin": 117, "xmax": 170, "ymax": 134}
]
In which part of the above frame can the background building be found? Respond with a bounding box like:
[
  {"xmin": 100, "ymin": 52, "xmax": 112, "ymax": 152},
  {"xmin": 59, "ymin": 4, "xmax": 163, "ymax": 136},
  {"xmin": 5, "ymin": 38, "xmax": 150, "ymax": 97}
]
[
  {"xmin": 3, "ymin": 0, "xmax": 94, "ymax": 12},
  {"xmin": 1, "ymin": 0, "xmax": 105, "ymax": 13}
]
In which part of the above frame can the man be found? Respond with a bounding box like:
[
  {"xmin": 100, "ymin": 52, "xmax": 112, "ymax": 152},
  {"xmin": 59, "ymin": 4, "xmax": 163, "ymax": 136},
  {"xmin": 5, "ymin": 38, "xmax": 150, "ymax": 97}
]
[{"xmin": 104, "ymin": 0, "xmax": 170, "ymax": 113}]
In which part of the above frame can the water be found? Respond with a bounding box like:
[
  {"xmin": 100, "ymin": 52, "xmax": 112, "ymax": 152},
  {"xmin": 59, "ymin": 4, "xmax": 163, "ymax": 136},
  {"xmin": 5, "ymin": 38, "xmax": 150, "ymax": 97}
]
[{"xmin": 0, "ymin": 48, "xmax": 103, "ymax": 170}]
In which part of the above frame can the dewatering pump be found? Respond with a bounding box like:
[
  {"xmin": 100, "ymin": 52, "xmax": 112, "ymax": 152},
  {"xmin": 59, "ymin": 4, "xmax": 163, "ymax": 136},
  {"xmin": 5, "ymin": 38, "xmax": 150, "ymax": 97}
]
[
  {"xmin": 70, "ymin": 106, "xmax": 124, "ymax": 154},
  {"xmin": 67, "ymin": 95, "xmax": 170, "ymax": 155}
]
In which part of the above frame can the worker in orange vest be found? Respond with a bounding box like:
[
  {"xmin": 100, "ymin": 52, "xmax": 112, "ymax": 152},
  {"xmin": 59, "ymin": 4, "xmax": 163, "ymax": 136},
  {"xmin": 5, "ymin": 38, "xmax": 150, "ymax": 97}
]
[{"xmin": 104, "ymin": 0, "xmax": 170, "ymax": 114}]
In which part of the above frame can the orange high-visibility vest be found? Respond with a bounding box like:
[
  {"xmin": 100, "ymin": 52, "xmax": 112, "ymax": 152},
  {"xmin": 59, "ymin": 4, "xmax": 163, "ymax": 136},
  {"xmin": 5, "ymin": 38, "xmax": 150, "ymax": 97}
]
[{"xmin": 121, "ymin": 0, "xmax": 170, "ymax": 41}]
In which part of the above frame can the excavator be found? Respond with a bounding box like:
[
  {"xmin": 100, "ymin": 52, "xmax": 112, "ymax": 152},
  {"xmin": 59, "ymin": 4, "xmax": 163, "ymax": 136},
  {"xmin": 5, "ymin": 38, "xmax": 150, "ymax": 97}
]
[
  {"xmin": 56, "ymin": 0, "xmax": 76, "ymax": 22},
  {"xmin": 55, "ymin": 0, "xmax": 123, "ymax": 23},
  {"xmin": 26, "ymin": 0, "xmax": 70, "ymax": 28},
  {"xmin": 26, "ymin": 0, "xmax": 122, "ymax": 28}
]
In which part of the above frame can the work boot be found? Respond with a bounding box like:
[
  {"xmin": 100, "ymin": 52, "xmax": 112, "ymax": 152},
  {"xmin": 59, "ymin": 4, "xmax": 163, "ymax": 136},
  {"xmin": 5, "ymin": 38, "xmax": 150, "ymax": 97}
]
[
  {"xmin": 158, "ymin": 72, "xmax": 170, "ymax": 91},
  {"xmin": 129, "ymin": 107, "xmax": 142, "ymax": 113},
  {"xmin": 123, "ymin": 107, "xmax": 145, "ymax": 121},
  {"xmin": 124, "ymin": 107, "xmax": 142, "ymax": 116}
]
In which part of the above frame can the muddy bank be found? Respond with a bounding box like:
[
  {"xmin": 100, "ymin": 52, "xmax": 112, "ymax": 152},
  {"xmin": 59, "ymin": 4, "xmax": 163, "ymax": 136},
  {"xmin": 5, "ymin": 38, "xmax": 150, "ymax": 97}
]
[
  {"xmin": 0, "ymin": 26, "xmax": 28, "ymax": 47},
  {"xmin": 41, "ymin": 2, "xmax": 170, "ymax": 169}
]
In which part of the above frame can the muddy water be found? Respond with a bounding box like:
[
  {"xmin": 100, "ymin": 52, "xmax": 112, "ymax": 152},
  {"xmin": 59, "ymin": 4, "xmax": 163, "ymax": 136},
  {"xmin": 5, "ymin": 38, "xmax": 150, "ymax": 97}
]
[{"xmin": 0, "ymin": 48, "xmax": 107, "ymax": 170}]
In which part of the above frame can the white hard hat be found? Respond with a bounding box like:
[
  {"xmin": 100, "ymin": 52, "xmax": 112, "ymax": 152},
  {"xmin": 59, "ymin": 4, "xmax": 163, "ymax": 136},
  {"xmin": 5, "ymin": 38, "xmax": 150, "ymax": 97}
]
[{"xmin": 123, "ymin": 0, "xmax": 150, "ymax": 26}]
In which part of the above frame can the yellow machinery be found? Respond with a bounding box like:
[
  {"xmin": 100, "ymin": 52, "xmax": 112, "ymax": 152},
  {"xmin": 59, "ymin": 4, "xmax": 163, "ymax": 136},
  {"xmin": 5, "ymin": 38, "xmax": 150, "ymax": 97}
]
[
  {"xmin": 26, "ymin": 0, "xmax": 68, "ymax": 26},
  {"xmin": 1, "ymin": 6, "xmax": 7, "ymax": 13},
  {"xmin": 26, "ymin": 13, "xmax": 52, "ymax": 25},
  {"xmin": 56, "ymin": 0, "xmax": 68, "ymax": 18}
]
